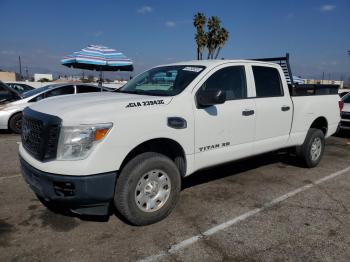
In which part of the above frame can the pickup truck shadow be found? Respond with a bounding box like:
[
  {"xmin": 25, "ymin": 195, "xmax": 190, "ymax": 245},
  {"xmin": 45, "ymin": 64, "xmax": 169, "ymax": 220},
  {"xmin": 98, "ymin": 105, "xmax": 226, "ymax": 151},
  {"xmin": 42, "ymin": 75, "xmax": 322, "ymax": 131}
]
[
  {"xmin": 333, "ymin": 129, "xmax": 350, "ymax": 139},
  {"xmin": 182, "ymin": 151, "xmax": 303, "ymax": 190}
]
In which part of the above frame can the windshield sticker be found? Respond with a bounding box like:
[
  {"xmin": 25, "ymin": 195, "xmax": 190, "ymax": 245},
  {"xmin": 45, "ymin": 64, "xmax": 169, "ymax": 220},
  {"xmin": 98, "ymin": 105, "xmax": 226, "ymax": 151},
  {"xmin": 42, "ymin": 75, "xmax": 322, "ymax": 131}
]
[
  {"xmin": 182, "ymin": 67, "xmax": 203, "ymax": 73},
  {"xmin": 126, "ymin": 99, "xmax": 165, "ymax": 108}
]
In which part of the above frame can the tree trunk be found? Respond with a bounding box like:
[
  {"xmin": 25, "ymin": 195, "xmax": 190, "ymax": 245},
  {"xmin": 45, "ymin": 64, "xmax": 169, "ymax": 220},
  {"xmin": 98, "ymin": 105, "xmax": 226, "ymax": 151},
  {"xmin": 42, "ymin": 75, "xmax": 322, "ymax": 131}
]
[
  {"xmin": 215, "ymin": 47, "xmax": 221, "ymax": 59},
  {"xmin": 197, "ymin": 47, "xmax": 199, "ymax": 60}
]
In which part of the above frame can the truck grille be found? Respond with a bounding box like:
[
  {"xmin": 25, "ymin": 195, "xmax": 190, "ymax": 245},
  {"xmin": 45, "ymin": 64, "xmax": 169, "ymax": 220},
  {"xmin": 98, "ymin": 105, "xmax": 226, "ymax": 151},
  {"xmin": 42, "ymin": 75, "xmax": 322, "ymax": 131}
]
[{"xmin": 21, "ymin": 108, "xmax": 62, "ymax": 161}]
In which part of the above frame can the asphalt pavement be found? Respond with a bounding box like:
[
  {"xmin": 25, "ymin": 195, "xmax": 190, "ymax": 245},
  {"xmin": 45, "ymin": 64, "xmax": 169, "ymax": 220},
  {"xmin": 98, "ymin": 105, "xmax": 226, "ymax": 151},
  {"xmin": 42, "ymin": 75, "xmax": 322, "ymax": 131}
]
[{"xmin": 1, "ymin": 131, "xmax": 350, "ymax": 262}]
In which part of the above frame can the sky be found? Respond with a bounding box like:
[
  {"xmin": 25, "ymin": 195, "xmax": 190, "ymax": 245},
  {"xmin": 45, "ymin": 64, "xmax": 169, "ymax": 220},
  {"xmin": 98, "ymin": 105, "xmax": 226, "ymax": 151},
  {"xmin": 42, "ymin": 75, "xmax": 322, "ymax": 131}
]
[{"xmin": 0, "ymin": 0, "xmax": 349, "ymax": 81}]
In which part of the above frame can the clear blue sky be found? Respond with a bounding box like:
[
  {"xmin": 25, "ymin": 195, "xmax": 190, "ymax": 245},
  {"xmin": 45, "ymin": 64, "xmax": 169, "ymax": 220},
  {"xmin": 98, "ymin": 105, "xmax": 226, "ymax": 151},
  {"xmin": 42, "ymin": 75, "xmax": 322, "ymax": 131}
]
[{"xmin": 0, "ymin": 0, "xmax": 349, "ymax": 81}]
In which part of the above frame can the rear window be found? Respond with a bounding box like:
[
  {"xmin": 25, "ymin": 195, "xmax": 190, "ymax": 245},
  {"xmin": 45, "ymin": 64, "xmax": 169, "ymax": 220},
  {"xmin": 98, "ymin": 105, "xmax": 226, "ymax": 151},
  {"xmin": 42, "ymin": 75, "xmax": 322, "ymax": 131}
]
[
  {"xmin": 252, "ymin": 66, "xmax": 283, "ymax": 97},
  {"xmin": 77, "ymin": 85, "xmax": 101, "ymax": 93}
]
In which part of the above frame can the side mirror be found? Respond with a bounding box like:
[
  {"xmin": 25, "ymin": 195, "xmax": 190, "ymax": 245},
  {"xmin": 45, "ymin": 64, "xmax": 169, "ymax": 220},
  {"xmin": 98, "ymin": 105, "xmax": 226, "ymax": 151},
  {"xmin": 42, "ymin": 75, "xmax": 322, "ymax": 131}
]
[{"xmin": 196, "ymin": 89, "xmax": 226, "ymax": 107}]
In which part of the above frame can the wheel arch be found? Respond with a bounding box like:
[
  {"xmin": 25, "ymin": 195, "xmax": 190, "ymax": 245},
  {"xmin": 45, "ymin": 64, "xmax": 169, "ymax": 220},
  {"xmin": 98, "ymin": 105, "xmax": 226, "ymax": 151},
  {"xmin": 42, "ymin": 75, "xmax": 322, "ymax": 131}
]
[
  {"xmin": 309, "ymin": 116, "xmax": 328, "ymax": 136},
  {"xmin": 119, "ymin": 138, "xmax": 187, "ymax": 177},
  {"xmin": 7, "ymin": 110, "xmax": 23, "ymax": 129}
]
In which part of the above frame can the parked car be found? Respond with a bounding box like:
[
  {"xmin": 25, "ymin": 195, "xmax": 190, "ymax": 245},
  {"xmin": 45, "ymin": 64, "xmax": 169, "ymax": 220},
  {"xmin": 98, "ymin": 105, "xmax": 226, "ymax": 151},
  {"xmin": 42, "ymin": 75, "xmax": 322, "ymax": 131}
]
[
  {"xmin": 0, "ymin": 83, "xmax": 111, "ymax": 133},
  {"xmin": 19, "ymin": 55, "xmax": 341, "ymax": 225},
  {"xmin": 0, "ymin": 81, "xmax": 21, "ymax": 103},
  {"xmin": 6, "ymin": 82, "xmax": 35, "ymax": 94},
  {"xmin": 339, "ymin": 92, "xmax": 350, "ymax": 130},
  {"xmin": 339, "ymin": 91, "xmax": 349, "ymax": 98}
]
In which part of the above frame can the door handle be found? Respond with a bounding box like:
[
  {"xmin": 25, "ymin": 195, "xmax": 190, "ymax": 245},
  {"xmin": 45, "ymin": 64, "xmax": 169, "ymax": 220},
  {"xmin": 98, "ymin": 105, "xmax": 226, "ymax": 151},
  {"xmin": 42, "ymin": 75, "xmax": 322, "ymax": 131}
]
[
  {"xmin": 242, "ymin": 109, "xmax": 255, "ymax": 116},
  {"xmin": 281, "ymin": 106, "xmax": 290, "ymax": 112}
]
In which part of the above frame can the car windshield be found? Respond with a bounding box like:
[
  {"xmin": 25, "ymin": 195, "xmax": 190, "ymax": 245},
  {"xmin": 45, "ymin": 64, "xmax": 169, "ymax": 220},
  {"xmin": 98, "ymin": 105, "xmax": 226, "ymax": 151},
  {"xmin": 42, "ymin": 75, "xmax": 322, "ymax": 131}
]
[
  {"xmin": 117, "ymin": 65, "xmax": 205, "ymax": 96},
  {"xmin": 22, "ymin": 84, "xmax": 57, "ymax": 98},
  {"xmin": 8, "ymin": 83, "xmax": 33, "ymax": 93},
  {"xmin": 343, "ymin": 93, "xmax": 350, "ymax": 103}
]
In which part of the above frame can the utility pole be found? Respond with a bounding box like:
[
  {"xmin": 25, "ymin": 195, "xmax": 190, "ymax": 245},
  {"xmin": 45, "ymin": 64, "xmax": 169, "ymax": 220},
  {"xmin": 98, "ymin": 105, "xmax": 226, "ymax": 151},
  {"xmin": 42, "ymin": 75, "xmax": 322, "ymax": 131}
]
[
  {"xmin": 322, "ymin": 72, "xmax": 325, "ymax": 84},
  {"xmin": 25, "ymin": 66, "xmax": 29, "ymax": 80},
  {"xmin": 18, "ymin": 56, "xmax": 22, "ymax": 81}
]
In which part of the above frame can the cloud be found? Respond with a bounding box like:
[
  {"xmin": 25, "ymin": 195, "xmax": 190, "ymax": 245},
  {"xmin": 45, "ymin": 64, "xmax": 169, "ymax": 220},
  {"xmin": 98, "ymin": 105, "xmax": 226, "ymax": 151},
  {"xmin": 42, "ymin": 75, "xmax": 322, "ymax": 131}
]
[
  {"xmin": 0, "ymin": 50, "xmax": 16, "ymax": 55},
  {"xmin": 165, "ymin": 21, "xmax": 176, "ymax": 27},
  {"xmin": 320, "ymin": 5, "xmax": 336, "ymax": 12},
  {"xmin": 137, "ymin": 6, "xmax": 153, "ymax": 14}
]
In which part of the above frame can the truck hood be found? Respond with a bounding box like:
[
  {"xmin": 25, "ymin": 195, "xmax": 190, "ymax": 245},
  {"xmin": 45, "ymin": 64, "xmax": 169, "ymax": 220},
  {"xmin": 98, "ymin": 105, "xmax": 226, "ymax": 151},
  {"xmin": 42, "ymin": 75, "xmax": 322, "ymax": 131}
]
[{"xmin": 28, "ymin": 92, "xmax": 173, "ymax": 125}]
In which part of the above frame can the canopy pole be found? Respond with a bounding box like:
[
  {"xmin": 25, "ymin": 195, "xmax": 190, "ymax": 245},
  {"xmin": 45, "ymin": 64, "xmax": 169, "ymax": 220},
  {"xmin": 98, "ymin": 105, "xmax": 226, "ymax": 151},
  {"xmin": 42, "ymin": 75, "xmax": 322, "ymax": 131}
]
[{"xmin": 99, "ymin": 70, "xmax": 103, "ymax": 90}]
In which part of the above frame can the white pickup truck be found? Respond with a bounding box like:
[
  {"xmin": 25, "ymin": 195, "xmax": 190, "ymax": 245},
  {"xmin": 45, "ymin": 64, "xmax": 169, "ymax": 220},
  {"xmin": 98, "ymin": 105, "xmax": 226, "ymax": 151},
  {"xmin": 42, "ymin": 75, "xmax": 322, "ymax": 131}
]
[{"xmin": 19, "ymin": 55, "xmax": 341, "ymax": 225}]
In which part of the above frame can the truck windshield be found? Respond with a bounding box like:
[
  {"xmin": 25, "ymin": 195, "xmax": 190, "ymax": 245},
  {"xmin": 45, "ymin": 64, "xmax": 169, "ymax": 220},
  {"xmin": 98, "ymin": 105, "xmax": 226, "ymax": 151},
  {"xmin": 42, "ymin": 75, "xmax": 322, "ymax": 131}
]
[{"xmin": 117, "ymin": 65, "xmax": 205, "ymax": 96}]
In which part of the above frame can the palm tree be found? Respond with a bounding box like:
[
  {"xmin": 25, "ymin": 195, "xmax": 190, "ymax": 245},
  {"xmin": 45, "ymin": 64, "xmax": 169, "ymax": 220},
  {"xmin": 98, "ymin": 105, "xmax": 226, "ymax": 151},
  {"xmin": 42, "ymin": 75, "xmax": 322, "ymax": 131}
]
[
  {"xmin": 206, "ymin": 16, "xmax": 221, "ymax": 59},
  {"xmin": 193, "ymin": 13, "xmax": 206, "ymax": 60},
  {"xmin": 215, "ymin": 28, "xmax": 229, "ymax": 59},
  {"xmin": 195, "ymin": 31, "xmax": 207, "ymax": 60}
]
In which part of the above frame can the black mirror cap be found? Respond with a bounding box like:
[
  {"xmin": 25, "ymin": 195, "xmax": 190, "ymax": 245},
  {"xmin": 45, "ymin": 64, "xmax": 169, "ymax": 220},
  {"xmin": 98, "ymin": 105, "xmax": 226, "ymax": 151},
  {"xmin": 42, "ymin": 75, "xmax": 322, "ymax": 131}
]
[{"xmin": 196, "ymin": 89, "xmax": 226, "ymax": 108}]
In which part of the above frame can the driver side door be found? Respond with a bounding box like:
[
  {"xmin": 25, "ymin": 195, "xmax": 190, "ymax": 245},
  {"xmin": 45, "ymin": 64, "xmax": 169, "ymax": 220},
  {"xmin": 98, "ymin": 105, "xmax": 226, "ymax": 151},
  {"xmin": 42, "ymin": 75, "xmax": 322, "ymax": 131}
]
[{"xmin": 194, "ymin": 65, "xmax": 256, "ymax": 171}]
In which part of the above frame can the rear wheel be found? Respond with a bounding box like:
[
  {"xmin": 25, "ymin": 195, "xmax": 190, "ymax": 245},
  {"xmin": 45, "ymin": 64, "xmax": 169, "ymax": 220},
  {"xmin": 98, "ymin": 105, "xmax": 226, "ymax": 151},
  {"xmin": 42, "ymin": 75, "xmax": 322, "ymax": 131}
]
[
  {"xmin": 296, "ymin": 128, "xmax": 325, "ymax": 168},
  {"xmin": 114, "ymin": 152, "xmax": 181, "ymax": 225},
  {"xmin": 9, "ymin": 113, "xmax": 22, "ymax": 134}
]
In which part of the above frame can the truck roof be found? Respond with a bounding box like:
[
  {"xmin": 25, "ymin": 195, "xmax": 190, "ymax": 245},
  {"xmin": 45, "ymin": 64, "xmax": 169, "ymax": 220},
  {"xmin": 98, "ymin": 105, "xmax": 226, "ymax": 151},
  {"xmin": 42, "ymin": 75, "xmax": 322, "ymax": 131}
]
[{"xmin": 167, "ymin": 59, "xmax": 278, "ymax": 67}]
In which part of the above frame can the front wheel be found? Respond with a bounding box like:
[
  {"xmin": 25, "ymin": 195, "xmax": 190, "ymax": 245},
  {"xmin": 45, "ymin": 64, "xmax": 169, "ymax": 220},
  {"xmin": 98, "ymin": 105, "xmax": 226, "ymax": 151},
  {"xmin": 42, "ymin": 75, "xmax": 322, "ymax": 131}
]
[
  {"xmin": 9, "ymin": 113, "xmax": 22, "ymax": 134},
  {"xmin": 114, "ymin": 152, "xmax": 181, "ymax": 225},
  {"xmin": 296, "ymin": 128, "xmax": 325, "ymax": 168}
]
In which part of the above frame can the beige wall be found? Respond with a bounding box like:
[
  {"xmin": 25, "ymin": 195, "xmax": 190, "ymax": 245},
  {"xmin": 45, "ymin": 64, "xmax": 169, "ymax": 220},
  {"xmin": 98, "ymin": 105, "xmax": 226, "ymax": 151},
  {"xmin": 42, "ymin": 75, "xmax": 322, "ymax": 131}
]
[
  {"xmin": 0, "ymin": 71, "xmax": 16, "ymax": 82},
  {"xmin": 304, "ymin": 79, "xmax": 344, "ymax": 89}
]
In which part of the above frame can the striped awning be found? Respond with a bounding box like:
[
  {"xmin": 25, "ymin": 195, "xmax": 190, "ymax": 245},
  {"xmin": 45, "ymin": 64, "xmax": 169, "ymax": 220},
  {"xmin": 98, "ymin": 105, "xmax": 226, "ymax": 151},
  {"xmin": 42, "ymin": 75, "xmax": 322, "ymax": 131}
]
[{"xmin": 61, "ymin": 45, "xmax": 133, "ymax": 71}]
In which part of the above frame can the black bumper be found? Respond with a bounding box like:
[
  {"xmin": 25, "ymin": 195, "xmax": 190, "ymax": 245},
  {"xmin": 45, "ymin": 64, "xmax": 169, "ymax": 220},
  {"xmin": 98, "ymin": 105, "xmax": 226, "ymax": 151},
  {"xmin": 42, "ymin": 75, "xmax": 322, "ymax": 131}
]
[{"xmin": 20, "ymin": 157, "xmax": 117, "ymax": 216}]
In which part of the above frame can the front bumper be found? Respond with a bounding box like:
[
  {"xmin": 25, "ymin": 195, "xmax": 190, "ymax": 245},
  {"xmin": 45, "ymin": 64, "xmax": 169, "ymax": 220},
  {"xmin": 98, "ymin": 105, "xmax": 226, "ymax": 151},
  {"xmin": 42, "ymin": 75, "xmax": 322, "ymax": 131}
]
[{"xmin": 20, "ymin": 157, "xmax": 117, "ymax": 215}]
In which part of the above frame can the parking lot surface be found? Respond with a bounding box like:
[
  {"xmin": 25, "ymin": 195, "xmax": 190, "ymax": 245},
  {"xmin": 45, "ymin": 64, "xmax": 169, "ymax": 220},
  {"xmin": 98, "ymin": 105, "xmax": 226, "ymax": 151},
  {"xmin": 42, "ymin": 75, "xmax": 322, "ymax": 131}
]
[{"xmin": 1, "ymin": 131, "xmax": 350, "ymax": 262}]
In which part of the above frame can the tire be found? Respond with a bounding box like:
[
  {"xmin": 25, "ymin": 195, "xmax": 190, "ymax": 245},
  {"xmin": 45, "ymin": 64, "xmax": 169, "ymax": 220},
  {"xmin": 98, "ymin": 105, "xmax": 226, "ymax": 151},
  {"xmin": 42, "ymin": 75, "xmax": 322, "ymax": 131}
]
[
  {"xmin": 9, "ymin": 113, "xmax": 22, "ymax": 134},
  {"xmin": 114, "ymin": 152, "xmax": 181, "ymax": 226},
  {"xmin": 296, "ymin": 128, "xmax": 325, "ymax": 168}
]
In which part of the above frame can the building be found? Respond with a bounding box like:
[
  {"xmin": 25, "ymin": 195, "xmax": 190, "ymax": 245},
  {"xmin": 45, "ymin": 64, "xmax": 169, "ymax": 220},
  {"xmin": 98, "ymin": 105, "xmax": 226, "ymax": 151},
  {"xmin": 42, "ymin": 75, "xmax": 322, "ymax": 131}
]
[
  {"xmin": 0, "ymin": 71, "xmax": 16, "ymax": 81},
  {"xmin": 34, "ymin": 73, "xmax": 53, "ymax": 82},
  {"xmin": 304, "ymin": 79, "xmax": 344, "ymax": 89}
]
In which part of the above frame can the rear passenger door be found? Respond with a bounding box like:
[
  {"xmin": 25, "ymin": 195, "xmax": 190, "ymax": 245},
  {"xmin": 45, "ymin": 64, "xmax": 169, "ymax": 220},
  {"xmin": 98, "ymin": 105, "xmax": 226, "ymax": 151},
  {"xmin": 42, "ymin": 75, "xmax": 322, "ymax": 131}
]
[{"xmin": 250, "ymin": 65, "xmax": 293, "ymax": 154}]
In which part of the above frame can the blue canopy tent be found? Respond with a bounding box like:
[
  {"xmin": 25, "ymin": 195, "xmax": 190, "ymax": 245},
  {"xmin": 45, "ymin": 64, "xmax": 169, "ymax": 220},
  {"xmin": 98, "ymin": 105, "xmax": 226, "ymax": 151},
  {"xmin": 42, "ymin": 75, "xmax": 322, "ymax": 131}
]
[{"xmin": 61, "ymin": 45, "xmax": 133, "ymax": 86}]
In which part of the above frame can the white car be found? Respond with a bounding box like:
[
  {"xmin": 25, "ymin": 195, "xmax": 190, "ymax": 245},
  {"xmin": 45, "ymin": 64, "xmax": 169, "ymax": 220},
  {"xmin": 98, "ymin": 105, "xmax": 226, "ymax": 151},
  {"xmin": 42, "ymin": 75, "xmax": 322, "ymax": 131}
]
[
  {"xmin": 0, "ymin": 83, "xmax": 109, "ymax": 133},
  {"xmin": 340, "ymin": 92, "xmax": 350, "ymax": 130},
  {"xmin": 19, "ymin": 57, "xmax": 341, "ymax": 225}
]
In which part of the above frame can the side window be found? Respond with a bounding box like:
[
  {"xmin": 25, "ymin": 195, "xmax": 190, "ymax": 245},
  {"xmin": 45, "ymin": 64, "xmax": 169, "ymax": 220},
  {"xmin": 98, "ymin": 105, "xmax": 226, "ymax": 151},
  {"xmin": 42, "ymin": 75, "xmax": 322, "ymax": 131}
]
[
  {"xmin": 30, "ymin": 94, "xmax": 45, "ymax": 102},
  {"xmin": 46, "ymin": 85, "xmax": 74, "ymax": 98},
  {"xmin": 199, "ymin": 66, "xmax": 247, "ymax": 100},
  {"xmin": 252, "ymin": 66, "xmax": 283, "ymax": 97},
  {"xmin": 77, "ymin": 85, "xmax": 100, "ymax": 93}
]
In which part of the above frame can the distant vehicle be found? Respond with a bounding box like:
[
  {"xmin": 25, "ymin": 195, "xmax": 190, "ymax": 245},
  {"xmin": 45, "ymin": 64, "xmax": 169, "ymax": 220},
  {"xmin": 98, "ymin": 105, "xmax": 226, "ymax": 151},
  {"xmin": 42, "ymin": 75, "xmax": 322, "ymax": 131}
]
[
  {"xmin": 18, "ymin": 54, "xmax": 341, "ymax": 225},
  {"xmin": 6, "ymin": 82, "xmax": 35, "ymax": 94},
  {"xmin": 339, "ymin": 93, "xmax": 350, "ymax": 130},
  {"xmin": 339, "ymin": 91, "xmax": 349, "ymax": 98},
  {"xmin": 0, "ymin": 83, "xmax": 111, "ymax": 133},
  {"xmin": 292, "ymin": 76, "xmax": 305, "ymax": 84},
  {"xmin": 0, "ymin": 81, "xmax": 21, "ymax": 103}
]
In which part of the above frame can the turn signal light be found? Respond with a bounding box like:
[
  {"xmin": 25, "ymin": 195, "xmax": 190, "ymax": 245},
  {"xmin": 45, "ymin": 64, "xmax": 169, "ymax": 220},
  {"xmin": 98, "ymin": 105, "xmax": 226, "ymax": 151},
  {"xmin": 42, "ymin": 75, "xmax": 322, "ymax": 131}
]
[{"xmin": 95, "ymin": 128, "xmax": 109, "ymax": 141}]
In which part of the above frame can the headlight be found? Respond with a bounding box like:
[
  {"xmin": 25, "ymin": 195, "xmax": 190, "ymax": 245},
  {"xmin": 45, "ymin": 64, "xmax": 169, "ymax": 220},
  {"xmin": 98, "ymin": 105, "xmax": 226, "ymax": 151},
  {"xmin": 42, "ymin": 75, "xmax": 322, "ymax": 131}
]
[{"xmin": 57, "ymin": 123, "xmax": 113, "ymax": 160}]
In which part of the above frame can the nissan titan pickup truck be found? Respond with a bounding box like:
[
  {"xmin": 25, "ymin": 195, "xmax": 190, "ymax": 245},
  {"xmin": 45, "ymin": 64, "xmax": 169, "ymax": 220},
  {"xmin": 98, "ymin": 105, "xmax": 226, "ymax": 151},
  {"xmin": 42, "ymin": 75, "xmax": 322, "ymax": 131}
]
[{"xmin": 19, "ymin": 54, "xmax": 341, "ymax": 225}]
